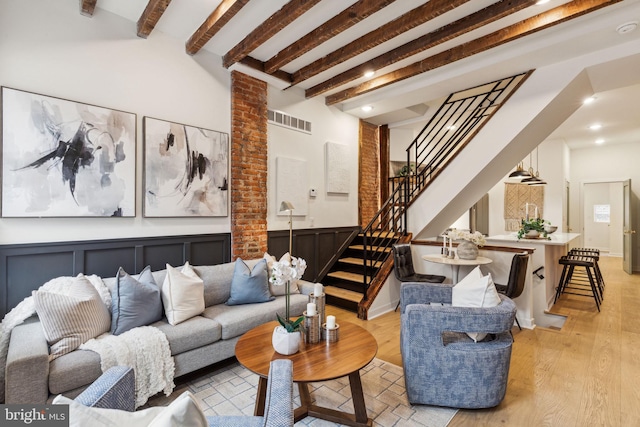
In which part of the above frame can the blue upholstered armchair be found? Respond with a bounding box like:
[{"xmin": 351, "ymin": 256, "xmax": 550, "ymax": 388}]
[
  {"xmin": 400, "ymin": 282, "xmax": 517, "ymax": 409},
  {"xmin": 71, "ymin": 360, "xmax": 294, "ymax": 427}
]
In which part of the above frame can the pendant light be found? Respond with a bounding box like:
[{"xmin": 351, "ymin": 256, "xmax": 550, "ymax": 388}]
[
  {"xmin": 508, "ymin": 155, "xmax": 531, "ymax": 178},
  {"xmin": 521, "ymin": 147, "xmax": 546, "ymax": 185}
]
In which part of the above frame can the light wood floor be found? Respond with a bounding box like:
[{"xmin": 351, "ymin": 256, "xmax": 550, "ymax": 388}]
[{"xmin": 326, "ymin": 256, "xmax": 640, "ymax": 427}]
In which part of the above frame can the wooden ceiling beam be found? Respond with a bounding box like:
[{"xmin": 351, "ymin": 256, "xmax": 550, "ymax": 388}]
[
  {"xmin": 293, "ymin": 0, "xmax": 471, "ymax": 86},
  {"xmin": 80, "ymin": 0, "xmax": 97, "ymax": 17},
  {"xmin": 238, "ymin": 57, "xmax": 294, "ymax": 84},
  {"xmin": 186, "ymin": 0, "xmax": 250, "ymax": 55},
  {"xmin": 325, "ymin": 0, "xmax": 623, "ymax": 105},
  {"xmin": 264, "ymin": 0, "xmax": 398, "ymax": 74},
  {"xmin": 223, "ymin": 0, "xmax": 323, "ymax": 69},
  {"xmin": 307, "ymin": 0, "xmax": 536, "ymax": 97},
  {"xmin": 137, "ymin": 0, "xmax": 173, "ymax": 39}
]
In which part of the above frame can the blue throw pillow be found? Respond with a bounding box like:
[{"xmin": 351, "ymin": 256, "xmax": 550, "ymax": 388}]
[
  {"xmin": 226, "ymin": 258, "xmax": 275, "ymax": 306},
  {"xmin": 111, "ymin": 266, "xmax": 163, "ymax": 335}
]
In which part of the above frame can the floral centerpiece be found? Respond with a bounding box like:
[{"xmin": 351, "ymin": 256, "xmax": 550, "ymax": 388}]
[
  {"xmin": 517, "ymin": 218, "xmax": 551, "ymax": 240},
  {"xmin": 447, "ymin": 229, "xmax": 486, "ymax": 260},
  {"xmin": 269, "ymin": 255, "xmax": 307, "ymax": 355}
]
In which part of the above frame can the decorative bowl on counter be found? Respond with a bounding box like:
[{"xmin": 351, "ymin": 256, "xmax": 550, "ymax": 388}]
[{"xmin": 544, "ymin": 225, "xmax": 558, "ymax": 234}]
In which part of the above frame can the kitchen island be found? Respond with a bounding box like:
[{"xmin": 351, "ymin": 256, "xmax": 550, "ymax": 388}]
[{"xmin": 484, "ymin": 233, "xmax": 580, "ymax": 328}]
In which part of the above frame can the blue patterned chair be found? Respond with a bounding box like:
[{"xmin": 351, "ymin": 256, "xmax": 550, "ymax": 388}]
[
  {"xmin": 400, "ymin": 282, "xmax": 517, "ymax": 409},
  {"xmin": 72, "ymin": 360, "xmax": 294, "ymax": 427}
]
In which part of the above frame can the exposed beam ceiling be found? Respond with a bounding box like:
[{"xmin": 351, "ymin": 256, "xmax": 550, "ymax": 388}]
[
  {"xmin": 85, "ymin": 0, "xmax": 635, "ymax": 111},
  {"xmin": 326, "ymin": 0, "xmax": 623, "ymax": 105}
]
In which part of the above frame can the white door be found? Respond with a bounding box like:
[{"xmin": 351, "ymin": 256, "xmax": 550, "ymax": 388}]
[{"xmin": 583, "ymin": 183, "xmax": 611, "ymax": 252}]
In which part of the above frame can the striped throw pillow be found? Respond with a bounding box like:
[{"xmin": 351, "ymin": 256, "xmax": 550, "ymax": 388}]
[{"xmin": 33, "ymin": 275, "xmax": 111, "ymax": 361}]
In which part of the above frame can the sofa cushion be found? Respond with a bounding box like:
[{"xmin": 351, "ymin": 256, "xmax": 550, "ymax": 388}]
[
  {"xmin": 49, "ymin": 349, "xmax": 102, "ymax": 395},
  {"xmin": 150, "ymin": 316, "xmax": 221, "ymax": 356},
  {"xmin": 111, "ymin": 266, "xmax": 163, "ymax": 335},
  {"xmin": 33, "ymin": 275, "xmax": 112, "ymax": 360},
  {"xmin": 161, "ymin": 262, "xmax": 205, "ymax": 326},
  {"xmin": 203, "ymin": 293, "xmax": 308, "ymax": 340},
  {"xmin": 226, "ymin": 258, "xmax": 274, "ymax": 306}
]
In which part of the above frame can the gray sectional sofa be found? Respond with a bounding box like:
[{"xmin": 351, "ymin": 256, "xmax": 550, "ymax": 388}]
[{"xmin": 5, "ymin": 258, "xmax": 313, "ymax": 404}]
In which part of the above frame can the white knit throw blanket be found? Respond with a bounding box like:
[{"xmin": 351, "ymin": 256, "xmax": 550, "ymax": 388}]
[{"xmin": 80, "ymin": 327, "xmax": 175, "ymax": 408}]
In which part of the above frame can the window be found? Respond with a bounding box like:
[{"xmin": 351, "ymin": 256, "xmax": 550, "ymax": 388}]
[{"xmin": 593, "ymin": 204, "xmax": 610, "ymax": 223}]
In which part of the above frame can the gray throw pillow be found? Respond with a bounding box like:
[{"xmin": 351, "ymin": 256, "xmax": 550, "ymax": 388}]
[
  {"xmin": 226, "ymin": 258, "xmax": 274, "ymax": 306},
  {"xmin": 111, "ymin": 266, "xmax": 163, "ymax": 335}
]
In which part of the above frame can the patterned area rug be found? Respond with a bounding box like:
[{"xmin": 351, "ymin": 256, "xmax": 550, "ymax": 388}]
[{"xmin": 147, "ymin": 358, "xmax": 457, "ymax": 427}]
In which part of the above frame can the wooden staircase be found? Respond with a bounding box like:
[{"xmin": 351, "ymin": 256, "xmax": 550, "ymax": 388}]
[{"xmin": 323, "ymin": 231, "xmax": 399, "ymax": 312}]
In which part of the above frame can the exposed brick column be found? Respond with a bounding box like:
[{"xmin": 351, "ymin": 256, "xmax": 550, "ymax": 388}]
[
  {"xmin": 359, "ymin": 120, "xmax": 380, "ymax": 228},
  {"xmin": 230, "ymin": 71, "xmax": 268, "ymax": 259}
]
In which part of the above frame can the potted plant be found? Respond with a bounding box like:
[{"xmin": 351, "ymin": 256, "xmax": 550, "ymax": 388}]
[
  {"xmin": 517, "ymin": 218, "xmax": 551, "ymax": 240},
  {"xmin": 269, "ymin": 255, "xmax": 307, "ymax": 355}
]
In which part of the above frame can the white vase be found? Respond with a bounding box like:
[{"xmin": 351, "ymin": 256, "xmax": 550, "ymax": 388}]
[
  {"xmin": 272, "ymin": 326, "xmax": 301, "ymax": 355},
  {"xmin": 457, "ymin": 240, "xmax": 479, "ymax": 260},
  {"xmin": 525, "ymin": 230, "xmax": 540, "ymax": 238}
]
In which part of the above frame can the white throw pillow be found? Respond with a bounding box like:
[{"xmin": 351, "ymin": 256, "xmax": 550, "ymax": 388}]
[
  {"xmin": 451, "ymin": 268, "xmax": 501, "ymax": 342},
  {"xmin": 33, "ymin": 275, "xmax": 111, "ymax": 361},
  {"xmin": 53, "ymin": 391, "xmax": 207, "ymax": 427},
  {"xmin": 161, "ymin": 262, "xmax": 205, "ymax": 326},
  {"xmin": 263, "ymin": 252, "xmax": 300, "ymax": 296}
]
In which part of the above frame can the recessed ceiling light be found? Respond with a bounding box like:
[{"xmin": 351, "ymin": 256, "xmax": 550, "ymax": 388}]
[
  {"xmin": 617, "ymin": 21, "xmax": 638, "ymax": 35},
  {"xmin": 583, "ymin": 96, "xmax": 596, "ymax": 105},
  {"xmin": 595, "ymin": 138, "xmax": 605, "ymax": 145},
  {"xmin": 361, "ymin": 105, "xmax": 373, "ymax": 112},
  {"xmin": 589, "ymin": 123, "xmax": 602, "ymax": 130},
  {"xmin": 364, "ymin": 70, "xmax": 375, "ymax": 78}
]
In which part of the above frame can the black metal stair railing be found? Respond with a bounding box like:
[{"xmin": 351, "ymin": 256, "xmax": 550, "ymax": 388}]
[{"xmin": 360, "ymin": 71, "xmax": 531, "ymax": 299}]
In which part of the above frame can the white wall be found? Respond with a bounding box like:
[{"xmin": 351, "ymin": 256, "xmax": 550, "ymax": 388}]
[
  {"xmin": 267, "ymin": 87, "xmax": 359, "ymax": 231},
  {"xmin": 0, "ymin": 0, "xmax": 360, "ymax": 244},
  {"xmin": 570, "ymin": 142, "xmax": 639, "ymax": 265}
]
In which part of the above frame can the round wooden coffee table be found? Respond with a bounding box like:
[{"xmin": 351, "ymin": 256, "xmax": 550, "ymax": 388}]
[{"xmin": 236, "ymin": 320, "xmax": 378, "ymax": 427}]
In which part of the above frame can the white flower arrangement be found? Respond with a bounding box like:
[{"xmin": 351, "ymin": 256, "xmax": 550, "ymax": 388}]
[
  {"xmin": 269, "ymin": 256, "xmax": 307, "ymax": 287},
  {"xmin": 269, "ymin": 254, "xmax": 307, "ymax": 331},
  {"xmin": 447, "ymin": 229, "xmax": 486, "ymax": 247}
]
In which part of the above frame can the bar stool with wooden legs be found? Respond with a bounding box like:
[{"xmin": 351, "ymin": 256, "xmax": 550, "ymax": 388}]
[{"xmin": 554, "ymin": 255, "xmax": 601, "ymax": 311}]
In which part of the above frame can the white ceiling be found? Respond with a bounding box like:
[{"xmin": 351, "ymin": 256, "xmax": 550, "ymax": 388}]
[{"xmin": 94, "ymin": 0, "xmax": 640, "ymax": 151}]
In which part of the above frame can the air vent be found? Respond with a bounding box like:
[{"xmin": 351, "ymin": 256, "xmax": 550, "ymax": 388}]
[{"xmin": 268, "ymin": 109, "xmax": 312, "ymax": 134}]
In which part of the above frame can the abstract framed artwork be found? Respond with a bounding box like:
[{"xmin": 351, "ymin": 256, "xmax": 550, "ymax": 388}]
[
  {"xmin": 143, "ymin": 117, "xmax": 229, "ymax": 217},
  {"xmin": 1, "ymin": 87, "xmax": 136, "ymax": 217}
]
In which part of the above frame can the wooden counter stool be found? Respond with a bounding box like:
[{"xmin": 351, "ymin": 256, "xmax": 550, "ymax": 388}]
[
  {"xmin": 569, "ymin": 248, "xmax": 605, "ymax": 297},
  {"xmin": 554, "ymin": 255, "xmax": 601, "ymax": 311}
]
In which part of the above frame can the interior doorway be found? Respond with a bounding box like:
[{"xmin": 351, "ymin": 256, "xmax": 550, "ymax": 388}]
[{"xmin": 582, "ymin": 181, "xmax": 624, "ymax": 256}]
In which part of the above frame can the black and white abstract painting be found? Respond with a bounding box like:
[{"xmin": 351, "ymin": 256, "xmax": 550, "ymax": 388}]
[
  {"xmin": 1, "ymin": 87, "xmax": 136, "ymax": 217},
  {"xmin": 143, "ymin": 117, "xmax": 228, "ymax": 217}
]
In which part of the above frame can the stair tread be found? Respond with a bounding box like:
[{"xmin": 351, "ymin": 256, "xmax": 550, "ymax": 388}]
[
  {"xmin": 340, "ymin": 257, "xmax": 383, "ymax": 268},
  {"xmin": 327, "ymin": 271, "xmax": 370, "ymax": 283},
  {"xmin": 324, "ymin": 286, "xmax": 363, "ymax": 303},
  {"xmin": 349, "ymin": 245, "xmax": 391, "ymax": 252},
  {"xmin": 359, "ymin": 231, "xmax": 399, "ymax": 238}
]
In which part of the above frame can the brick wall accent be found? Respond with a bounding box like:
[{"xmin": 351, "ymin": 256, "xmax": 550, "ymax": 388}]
[
  {"xmin": 359, "ymin": 120, "xmax": 380, "ymax": 228},
  {"xmin": 230, "ymin": 71, "xmax": 268, "ymax": 259}
]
